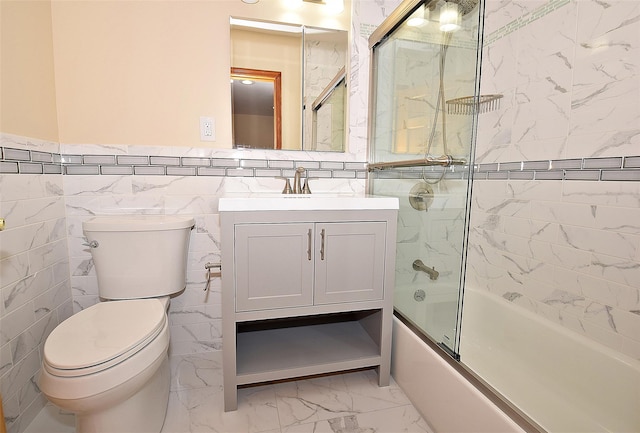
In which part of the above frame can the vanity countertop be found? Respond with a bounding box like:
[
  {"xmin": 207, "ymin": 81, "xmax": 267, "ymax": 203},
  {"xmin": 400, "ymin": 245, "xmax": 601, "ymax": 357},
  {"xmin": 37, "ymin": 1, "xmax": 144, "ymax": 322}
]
[{"xmin": 218, "ymin": 194, "xmax": 399, "ymax": 212}]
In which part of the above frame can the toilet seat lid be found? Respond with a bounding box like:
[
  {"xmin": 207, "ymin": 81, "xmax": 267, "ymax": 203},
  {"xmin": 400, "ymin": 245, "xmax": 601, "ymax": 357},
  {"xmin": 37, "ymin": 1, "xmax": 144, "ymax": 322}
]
[{"xmin": 44, "ymin": 299, "xmax": 166, "ymax": 372}]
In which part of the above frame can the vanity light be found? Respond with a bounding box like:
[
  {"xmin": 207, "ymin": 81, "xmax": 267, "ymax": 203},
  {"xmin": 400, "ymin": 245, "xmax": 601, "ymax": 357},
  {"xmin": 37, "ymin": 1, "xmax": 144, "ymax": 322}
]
[
  {"xmin": 407, "ymin": 5, "xmax": 429, "ymax": 27},
  {"xmin": 439, "ymin": 2, "xmax": 461, "ymax": 32},
  {"xmin": 324, "ymin": 0, "xmax": 344, "ymax": 14},
  {"xmin": 241, "ymin": 79, "xmax": 254, "ymax": 85},
  {"xmin": 285, "ymin": 0, "xmax": 303, "ymax": 9},
  {"xmin": 299, "ymin": 0, "xmax": 343, "ymax": 14},
  {"xmin": 241, "ymin": 0, "xmax": 259, "ymax": 3}
]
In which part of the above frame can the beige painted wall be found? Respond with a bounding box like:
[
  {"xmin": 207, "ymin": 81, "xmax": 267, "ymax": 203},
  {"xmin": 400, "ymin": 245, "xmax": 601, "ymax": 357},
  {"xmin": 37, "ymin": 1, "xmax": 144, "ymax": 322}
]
[
  {"xmin": 49, "ymin": 0, "xmax": 349, "ymax": 148},
  {"xmin": 1, "ymin": 0, "xmax": 59, "ymax": 142}
]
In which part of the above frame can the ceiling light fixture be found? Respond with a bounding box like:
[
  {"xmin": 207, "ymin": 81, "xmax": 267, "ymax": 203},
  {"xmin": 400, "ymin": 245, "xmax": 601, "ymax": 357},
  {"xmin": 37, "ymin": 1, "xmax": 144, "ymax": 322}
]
[
  {"xmin": 285, "ymin": 0, "xmax": 304, "ymax": 9},
  {"xmin": 439, "ymin": 2, "xmax": 461, "ymax": 32},
  {"xmin": 407, "ymin": 5, "xmax": 429, "ymax": 27},
  {"xmin": 300, "ymin": 0, "xmax": 344, "ymax": 14}
]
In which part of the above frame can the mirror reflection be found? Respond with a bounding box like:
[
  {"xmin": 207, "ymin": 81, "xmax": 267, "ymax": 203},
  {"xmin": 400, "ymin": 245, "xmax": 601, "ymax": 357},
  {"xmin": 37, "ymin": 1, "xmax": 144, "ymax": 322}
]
[
  {"xmin": 230, "ymin": 18, "xmax": 348, "ymax": 152},
  {"xmin": 310, "ymin": 67, "xmax": 346, "ymax": 152},
  {"xmin": 231, "ymin": 67, "xmax": 282, "ymax": 150}
]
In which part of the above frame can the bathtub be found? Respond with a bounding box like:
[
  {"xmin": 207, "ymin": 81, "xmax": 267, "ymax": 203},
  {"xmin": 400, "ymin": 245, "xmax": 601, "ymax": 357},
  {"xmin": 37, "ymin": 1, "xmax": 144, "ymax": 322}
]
[
  {"xmin": 392, "ymin": 315, "xmax": 525, "ymax": 433},
  {"xmin": 392, "ymin": 288, "xmax": 640, "ymax": 432},
  {"xmin": 459, "ymin": 288, "xmax": 640, "ymax": 433},
  {"xmin": 393, "ymin": 283, "xmax": 459, "ymax": 348}
]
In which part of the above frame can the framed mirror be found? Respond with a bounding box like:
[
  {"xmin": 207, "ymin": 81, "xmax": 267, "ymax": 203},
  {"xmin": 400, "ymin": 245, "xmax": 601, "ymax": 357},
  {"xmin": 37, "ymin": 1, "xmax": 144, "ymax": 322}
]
[
  {"xmin": 230, "ymin": 18, "xmax": 348, "ymax": 152},
  {"xmin": 231, "ymin": 67, "xmax": 282, "ymax": 149}
]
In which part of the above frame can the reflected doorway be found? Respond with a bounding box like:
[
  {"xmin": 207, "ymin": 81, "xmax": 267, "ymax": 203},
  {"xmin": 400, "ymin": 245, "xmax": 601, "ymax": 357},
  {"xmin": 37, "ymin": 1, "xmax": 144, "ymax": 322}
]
[{"xmin": 231, "ymin": 67, "xmax": 282, "ymax": 149}]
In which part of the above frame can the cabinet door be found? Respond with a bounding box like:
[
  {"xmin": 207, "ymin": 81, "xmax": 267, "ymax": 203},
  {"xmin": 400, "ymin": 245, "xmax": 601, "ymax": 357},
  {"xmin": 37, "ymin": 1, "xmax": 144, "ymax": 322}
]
[
  {"xmin": 314, "ymin": 222, "xmax": 386, "ymax": 304},
  {"xmin": 235, "ymin": 223, "xmax": 314, "ymax": 312}
]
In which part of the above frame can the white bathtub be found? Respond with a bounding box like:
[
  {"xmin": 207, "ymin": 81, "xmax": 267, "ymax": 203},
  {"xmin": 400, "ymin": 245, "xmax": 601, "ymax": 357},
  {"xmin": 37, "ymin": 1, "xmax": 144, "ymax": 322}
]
[
  {"xmin": 393, "ymin": 283, "xmax": 459, "ymax": 347},
  {"xmin": 459, "ymin": 288, "xmax": 640, "ymax": 433},
  {"xmin": 392, "ymin": 316, "xmax": 525, "ymax": 433}
]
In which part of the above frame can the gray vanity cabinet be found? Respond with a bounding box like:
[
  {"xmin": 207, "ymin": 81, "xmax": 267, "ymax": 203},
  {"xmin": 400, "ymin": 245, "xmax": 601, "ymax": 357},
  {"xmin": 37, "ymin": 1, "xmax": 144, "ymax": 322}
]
[
  {"xmin": 235, "ymin": 221, "xmax": 386, "ymax": 312},
  {"xmin": 313, "ymin": 222, "xmax": 386, "ymax": 304},
  {"xmin": 219, "ymin": 201, "xmax": 397, "ymax": 412},
  {"xmin": 235, "ymin": 222, "xmax": 315, "ymax": 311}
]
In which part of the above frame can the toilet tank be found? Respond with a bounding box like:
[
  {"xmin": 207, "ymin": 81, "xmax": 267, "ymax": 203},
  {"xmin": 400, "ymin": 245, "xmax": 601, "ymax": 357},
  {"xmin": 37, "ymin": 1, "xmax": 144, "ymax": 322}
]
[{"xmin": 83, "ymin": 215, "xmax": 195, "ymax": 300}]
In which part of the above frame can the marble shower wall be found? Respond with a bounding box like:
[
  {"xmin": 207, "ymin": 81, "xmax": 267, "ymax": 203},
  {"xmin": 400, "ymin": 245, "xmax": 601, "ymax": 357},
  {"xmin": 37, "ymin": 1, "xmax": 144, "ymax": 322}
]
[
  {"xmin": 469, "ymin": 0, "xmax": 640, "ymax": 360},
  {"xmin": 0, "ymin": 136, "xmax": 73, "ymax": 433}
]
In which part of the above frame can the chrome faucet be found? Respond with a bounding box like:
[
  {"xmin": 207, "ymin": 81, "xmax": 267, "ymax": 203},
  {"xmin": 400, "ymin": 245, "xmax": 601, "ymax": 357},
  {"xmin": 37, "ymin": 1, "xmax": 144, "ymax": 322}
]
[
  {"xmin": 293, "ymin": 167, "xmax": 305, "ymax": 194},
  {"xmin": 413, "ymin": 259, "xmax": 439, "ymax": 280}
]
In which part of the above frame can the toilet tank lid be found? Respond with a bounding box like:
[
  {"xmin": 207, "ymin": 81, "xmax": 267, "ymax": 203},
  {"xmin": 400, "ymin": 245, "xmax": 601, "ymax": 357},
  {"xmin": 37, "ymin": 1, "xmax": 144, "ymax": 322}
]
[{"xmin": 83, "ymin": 215, "xmax": 195, "ymax": 232}]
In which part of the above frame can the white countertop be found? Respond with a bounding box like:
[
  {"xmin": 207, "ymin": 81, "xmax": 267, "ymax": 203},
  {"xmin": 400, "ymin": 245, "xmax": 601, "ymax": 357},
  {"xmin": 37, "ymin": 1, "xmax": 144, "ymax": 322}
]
[{"xmin": 218, "ymin": 194, "xmax": 399, "ymax": 212}]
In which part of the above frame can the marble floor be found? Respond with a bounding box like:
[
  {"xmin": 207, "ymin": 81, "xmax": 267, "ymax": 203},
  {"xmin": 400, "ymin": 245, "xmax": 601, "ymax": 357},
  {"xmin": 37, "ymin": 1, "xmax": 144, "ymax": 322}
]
[{"xmin": 25, "ymin": 351, "xmax": 433, "ymax": 433}]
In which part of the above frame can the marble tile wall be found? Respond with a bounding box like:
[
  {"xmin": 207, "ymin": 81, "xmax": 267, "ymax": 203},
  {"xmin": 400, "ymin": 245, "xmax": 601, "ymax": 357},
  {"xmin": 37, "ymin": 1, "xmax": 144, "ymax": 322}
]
[
  {"xmin": 469, "ymin": 0, "xmax": 640, "ymax": 360},
  {"xmin": 50, "ymin": 142, "xmax": 367, "ymax": 356},
  {"xmin": 0, "ymin": 136, "xmax": 73, "ymax": 433},
  {"xmin": 0, "ymin": 136, "xmax": 367, "ymax": 432}
]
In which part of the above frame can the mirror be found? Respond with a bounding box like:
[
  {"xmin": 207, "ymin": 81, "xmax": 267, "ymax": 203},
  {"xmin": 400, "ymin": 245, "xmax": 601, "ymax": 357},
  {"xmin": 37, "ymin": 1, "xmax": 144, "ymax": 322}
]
[{"xmin": 230, "ymin": 18, "xmax": 348, "ymax": 152}]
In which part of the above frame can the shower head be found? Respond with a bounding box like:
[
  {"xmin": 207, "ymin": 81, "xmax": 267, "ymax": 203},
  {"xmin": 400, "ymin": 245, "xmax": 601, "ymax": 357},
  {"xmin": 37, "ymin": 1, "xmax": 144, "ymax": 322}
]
[{"xmin": 449, "ymin": 0, "xmax": 479, "ymax": 15}]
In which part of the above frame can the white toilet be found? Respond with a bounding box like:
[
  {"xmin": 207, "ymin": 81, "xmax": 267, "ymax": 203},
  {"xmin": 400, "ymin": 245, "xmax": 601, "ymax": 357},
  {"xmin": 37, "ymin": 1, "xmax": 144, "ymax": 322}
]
[{"xmin": 39, "ymin": 215, "xmax": 194, "ymax": 433}]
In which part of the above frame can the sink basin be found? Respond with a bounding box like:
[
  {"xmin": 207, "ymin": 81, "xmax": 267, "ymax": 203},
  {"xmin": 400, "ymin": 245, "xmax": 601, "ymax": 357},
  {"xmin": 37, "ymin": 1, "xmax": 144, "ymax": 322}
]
[{"xmin": 218, "ymin": 194, "xmax": 398, "ymax": 211}]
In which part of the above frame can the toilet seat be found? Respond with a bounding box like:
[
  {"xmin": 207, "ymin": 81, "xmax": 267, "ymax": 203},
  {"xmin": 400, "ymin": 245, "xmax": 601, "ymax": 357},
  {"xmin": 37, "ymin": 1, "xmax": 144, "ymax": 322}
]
[{"xmin": 44, "ymin": 299, "xmax": 166, "ymax": 377}]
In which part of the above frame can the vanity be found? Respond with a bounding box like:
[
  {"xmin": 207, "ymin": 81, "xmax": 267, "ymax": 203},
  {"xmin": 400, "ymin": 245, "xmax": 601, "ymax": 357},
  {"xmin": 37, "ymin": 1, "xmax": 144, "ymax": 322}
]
[{"xmin": 219, "ymin": 194, "xmax": 398, "ymax": 411}]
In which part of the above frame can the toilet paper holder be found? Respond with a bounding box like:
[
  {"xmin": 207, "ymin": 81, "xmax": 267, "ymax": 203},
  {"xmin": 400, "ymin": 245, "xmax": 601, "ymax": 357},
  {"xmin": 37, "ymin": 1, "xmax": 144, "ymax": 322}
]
[{"xmin": 204, "ymin": 262, "xmax": 221, "ymax": 292}]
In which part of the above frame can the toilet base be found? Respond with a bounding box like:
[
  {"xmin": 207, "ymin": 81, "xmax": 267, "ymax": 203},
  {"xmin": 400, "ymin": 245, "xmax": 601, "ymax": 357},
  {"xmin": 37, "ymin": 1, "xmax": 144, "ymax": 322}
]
[{"xmin": 74, "ymin": 357, "xmax": 169, "ymax": 433}]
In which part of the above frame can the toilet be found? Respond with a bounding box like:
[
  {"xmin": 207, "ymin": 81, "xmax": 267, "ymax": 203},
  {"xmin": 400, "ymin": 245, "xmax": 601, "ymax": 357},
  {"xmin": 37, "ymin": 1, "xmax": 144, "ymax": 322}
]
[{"xmin": 38, "ymin": 215, "xmax": 195, "ymax": 433}]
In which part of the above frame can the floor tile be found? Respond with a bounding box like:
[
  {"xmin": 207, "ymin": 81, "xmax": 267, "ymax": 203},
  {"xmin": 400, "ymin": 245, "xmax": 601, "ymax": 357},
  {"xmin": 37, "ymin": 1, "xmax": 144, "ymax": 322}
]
[
  {"xmin": 23, "ymin": 353, "xmax": 432, "ymax": 433},
  {"xmin": 170, "ymin": 351, "xmax": 223, "ymax": 391},
  {"xmin": 281, "ymin": 405, "xmax": 431, "ymax": 433}
]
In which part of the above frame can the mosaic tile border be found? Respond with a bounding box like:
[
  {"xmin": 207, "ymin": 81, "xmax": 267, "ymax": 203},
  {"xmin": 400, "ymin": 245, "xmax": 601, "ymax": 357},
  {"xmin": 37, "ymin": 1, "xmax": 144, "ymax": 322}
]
[
  {"xmin": 484, "ymin": 0, "xmax": 570, "ymax": 46},
  {"xmin": 0, "ymin": 146, "xmax": 367, "ymax": 179},
  {"xmin": 371, "ymin": 156, "xmax": 640, "ymax": 181},
  {"xmin": 475, "ymin": 156, "xmax": 640, "ymax": 181},
  {"xmin": 2, "ymin": 146, "xmax": 639, "ymax": 182}
]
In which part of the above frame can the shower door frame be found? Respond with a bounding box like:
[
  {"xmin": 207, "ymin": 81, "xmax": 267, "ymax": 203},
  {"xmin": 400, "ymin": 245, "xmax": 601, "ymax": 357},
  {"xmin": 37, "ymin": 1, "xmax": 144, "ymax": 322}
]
[{"xmin": 365, "ymin": 0, "xmax": 485, "ymax": 359}]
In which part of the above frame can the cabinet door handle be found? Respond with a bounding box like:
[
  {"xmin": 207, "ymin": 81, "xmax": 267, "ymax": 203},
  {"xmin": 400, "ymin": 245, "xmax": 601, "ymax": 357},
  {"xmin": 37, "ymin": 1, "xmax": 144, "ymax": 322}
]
[
  {"xmin": 320, "ymin": 229, "xmax": 325, "ymax": 260},
  {"xmin": 307, "ymin": 229, "xmax": 312, "ymax": 261}
]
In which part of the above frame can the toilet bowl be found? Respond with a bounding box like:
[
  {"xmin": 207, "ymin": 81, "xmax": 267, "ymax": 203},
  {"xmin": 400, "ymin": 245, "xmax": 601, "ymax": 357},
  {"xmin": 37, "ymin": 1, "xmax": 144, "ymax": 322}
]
[
  {"xmin": 39, "ymin": 298, "xmax": 170, "ymax": 433},
  {"xmin": 38, "ymin": 215, "xmax": 194, "ymax": 433}
]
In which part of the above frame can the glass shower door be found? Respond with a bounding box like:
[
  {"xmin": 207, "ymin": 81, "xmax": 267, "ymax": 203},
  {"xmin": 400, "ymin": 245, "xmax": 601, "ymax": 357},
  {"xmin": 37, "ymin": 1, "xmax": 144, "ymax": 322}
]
[{"xmin": 368, "ymin": 0, "xmax": 483, "ymax": 356}]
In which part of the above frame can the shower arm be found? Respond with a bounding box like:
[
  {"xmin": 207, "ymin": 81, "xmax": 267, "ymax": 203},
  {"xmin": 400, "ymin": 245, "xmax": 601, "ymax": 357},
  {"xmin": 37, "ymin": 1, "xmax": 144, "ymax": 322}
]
[{"xmin": 367, "ymin": 155, "xmax": 466, "ymax": 171}]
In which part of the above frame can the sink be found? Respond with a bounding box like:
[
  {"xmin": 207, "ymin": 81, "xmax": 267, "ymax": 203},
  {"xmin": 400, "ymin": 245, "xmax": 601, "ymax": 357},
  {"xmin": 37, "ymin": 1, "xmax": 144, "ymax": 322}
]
[{"xmin": 218, "ymin": 193, "xmax": 399, "ymax": 211}]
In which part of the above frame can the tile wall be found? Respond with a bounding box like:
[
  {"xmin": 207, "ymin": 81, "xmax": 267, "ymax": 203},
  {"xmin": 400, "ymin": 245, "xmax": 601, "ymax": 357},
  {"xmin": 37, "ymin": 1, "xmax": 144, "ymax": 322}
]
[
  {"xmin": 0, "ymin": 136, "xmax": 73, "ymax": 433},
  {"xmin": 0, "ymin": 133, "xmax": 368, "ymax": 433},
  {"xmin": 469, "ymin": 0, "xmax": 640, "ymax": 360}
]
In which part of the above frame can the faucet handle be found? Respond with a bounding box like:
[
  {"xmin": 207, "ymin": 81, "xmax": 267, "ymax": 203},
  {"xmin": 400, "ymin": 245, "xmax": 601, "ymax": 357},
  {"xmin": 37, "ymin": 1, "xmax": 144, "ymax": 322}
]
[
  {"xmin": 302, "ymin": 178, "xmax": 312, "ymax": 194},
  {"xmin": 280, "ymin": 177, "xmax": 293, "ymax": 194}
]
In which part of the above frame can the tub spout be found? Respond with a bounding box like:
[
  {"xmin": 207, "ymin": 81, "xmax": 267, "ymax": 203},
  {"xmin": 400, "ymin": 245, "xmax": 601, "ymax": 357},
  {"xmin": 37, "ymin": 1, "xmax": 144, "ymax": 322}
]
[{"xmin": 413, "ymin": 259, "xmax": 439, "ymax": 280}]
